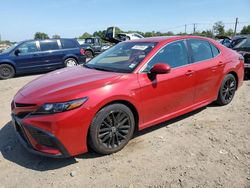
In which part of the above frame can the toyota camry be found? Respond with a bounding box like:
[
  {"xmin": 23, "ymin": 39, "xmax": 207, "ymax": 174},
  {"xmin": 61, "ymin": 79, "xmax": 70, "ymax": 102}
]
[{"xmin": 11, "ymin": 36, "xmax": 244, "ymax": 157}]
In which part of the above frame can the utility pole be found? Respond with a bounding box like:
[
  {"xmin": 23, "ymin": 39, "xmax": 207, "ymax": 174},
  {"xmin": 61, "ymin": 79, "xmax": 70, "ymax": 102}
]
[
  {"xmin": 234, "ymin": 17, "xmax": 238, "ymax": 36},
  {"xmin": 193, "ymin": 23, "xmax": 196, "ymax": 34},
  {"xmin": 185, "ymin": 24, "xmax": 187, "ymax": 34}
]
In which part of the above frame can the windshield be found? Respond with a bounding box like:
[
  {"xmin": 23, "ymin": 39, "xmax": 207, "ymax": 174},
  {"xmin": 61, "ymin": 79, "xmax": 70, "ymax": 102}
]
[
  {"xmin": 234, "ymin": 37, "xmax": 250, "ymax": 49},
  {"xmin": 1, "ymin": 42, "xmax": 20, "ymax": 53},
  {"xmin": 85, "ymin": 42, "xmax": 157, "ymax": 73}
]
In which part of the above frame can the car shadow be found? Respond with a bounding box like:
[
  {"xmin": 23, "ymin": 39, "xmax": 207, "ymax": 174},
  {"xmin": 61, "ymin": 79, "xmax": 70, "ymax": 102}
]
[
  {"xmin": 0, "ymin": 106, "xmax": 206, "ymax": 171},
  {"xmin": 0, "ymin": 121, "xmax": 104, "ymax": 171}
]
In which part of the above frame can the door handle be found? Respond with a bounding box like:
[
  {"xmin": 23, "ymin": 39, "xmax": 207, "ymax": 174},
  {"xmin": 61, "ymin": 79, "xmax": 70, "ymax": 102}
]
[
  {"xmin": 218, "ymin": 61, "xmax": 224, "ymax": 67},
  {"xmin": 185, "ymin": 70, "xmax": 194, "ymax": 76}
]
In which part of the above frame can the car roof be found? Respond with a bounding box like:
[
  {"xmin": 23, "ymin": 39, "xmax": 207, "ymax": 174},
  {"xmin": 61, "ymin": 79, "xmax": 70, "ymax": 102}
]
[
  {"xmin": 19, "ymin": 38, "xmax": 76, "ymax": 43},
  {"xmin": 127, "ymin": 35, "xmax": 213, "ymax": 43}
]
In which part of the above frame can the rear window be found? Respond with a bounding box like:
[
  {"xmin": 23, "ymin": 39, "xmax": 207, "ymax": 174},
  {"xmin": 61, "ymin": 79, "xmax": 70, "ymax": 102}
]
[
  {"xmin": 188, "ymin": 39, "xmax": 213, "ymax": 62},
  {"xmin": 61, "ymin": 39, "xmax": 78, "ymax": 49},
  {"xmin": 40, "ymin": 40, "xmax": 59, "ymax": 51},
  {"xmin": 210, "ymin": 43, "xmax": 220, "ymax": 57}
]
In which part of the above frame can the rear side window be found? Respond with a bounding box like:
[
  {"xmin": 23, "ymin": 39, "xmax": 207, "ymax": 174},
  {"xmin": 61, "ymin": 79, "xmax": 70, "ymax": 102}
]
[
  {"xmin": 188, "ymin": 39, "xmax": 213, "ymax": 62},
  {"xmin": 61, "ymin": 39, "xmax": 78, "ymax": 49},
  {"xmin": 40, "ymin": 40, "xmax": 59, "ymax": 51},
  {"xmin": 210, "ymin": 43, "xmax": 220, "ymax": 57}
]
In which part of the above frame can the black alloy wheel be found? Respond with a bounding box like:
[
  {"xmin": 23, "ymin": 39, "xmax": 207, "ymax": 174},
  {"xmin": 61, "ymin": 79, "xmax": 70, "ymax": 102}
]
[
  {"xmin": 89, "ymin": 104, "xmax": 135, "ymax": 155},
  {"xmin": 216, "ymin": 74, "xmax": 237, "ymax": 105},
  {"xmin": 98, "ymin": 110, "xmax": 131, "ymax": 149}
]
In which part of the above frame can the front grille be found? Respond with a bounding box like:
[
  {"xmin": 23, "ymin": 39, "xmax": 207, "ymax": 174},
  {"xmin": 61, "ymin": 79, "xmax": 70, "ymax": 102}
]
[
  {"xmin": 16, "ymin": 112, "xmax": 31, "ymax": 119},
  {"xmin": 26, "ymin": 127, "xmax": 56, "ymax": 148},
  {"xmin": 15, "ymin": 103, "xmax": 36, "ymax": 108}
]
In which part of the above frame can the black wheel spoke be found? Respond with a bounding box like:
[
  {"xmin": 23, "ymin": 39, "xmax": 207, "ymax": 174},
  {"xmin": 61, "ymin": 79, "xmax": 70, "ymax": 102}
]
[
  {"xmin": 99, "ymin": 127, "xmax": 111, "ymax": 133},
  {"xmin": 111, "ymin": 112, "xmax": 117, "ymax": 125},
  {"xmin": 118, "ymin": 125, "xmax": 130, "ymax": 129},
  {"xmin": 119, "ymin": 130, "xmax": 129, "ymax": 134},
  {"xmin": 117, "ymin": 132, "xmax": 126, "ymax": 139},
  {"xmin": 101, "ymin": 133, "xmax": 111, "ymax": 142},
  {"xmin": 103, "ymin": 120, "xmax": 112, "ymax": 128}
]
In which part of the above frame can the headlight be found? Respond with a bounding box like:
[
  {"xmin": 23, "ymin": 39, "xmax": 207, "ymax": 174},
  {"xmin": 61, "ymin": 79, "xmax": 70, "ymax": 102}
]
[{"xmin": 34, "ymin": 97, "xmax": 88, "ymax": 114}]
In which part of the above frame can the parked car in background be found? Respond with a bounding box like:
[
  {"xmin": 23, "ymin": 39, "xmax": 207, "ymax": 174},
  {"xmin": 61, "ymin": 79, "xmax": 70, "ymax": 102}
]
[
  {"xmin": 11, "ymin": 36, "xmax": 244, "ymax": 157},
  {"xmin": 229, "ymin": 35, "xmax": 248, "ymax": 48},
  {"xmin": 217, "ymin": 36, "xmax": 231, "ymax": 47},
  {"xmin": 104, "ymin": 26, "xmax": 144, "ymax": 44},
  {"xmin": 232, "ymin": 36, "xmax": 250, "ymax": 78},
  {"xmin": 80, "ymin": 37, "xmax": 111, "ymax": 58},
  {"xmin": 117, "ymin": 33, "xmax": 144, "ymax": 41},
  {"xmin": 0, "ymin": 38, "xmax": 86, "ymax": 79}
]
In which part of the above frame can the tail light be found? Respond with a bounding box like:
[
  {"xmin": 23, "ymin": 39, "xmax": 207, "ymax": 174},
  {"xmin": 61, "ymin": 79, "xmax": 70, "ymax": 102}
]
[{"xmin": 80, "ymin": 48, "xmax": 85, "ymax": 56}]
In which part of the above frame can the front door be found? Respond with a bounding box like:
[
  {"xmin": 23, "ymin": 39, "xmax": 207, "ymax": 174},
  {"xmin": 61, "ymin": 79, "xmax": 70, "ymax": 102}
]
[
  {"xmin": 14, "ymin": 41, "xmax": 42, "ymax": 73},
  {"xmin": 138, "ymin": 40, "xmax": 196, "ymax": 128}
]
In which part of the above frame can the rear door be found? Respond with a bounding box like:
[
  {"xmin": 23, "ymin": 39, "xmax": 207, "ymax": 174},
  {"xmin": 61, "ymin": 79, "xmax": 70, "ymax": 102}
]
[
  {"xmin": 187, "ymin": 39, "xmax": 224, "ymax": 104},
  {"xmin": 37, "ymin": 40, "xmax": 64, "ymax": 69}
]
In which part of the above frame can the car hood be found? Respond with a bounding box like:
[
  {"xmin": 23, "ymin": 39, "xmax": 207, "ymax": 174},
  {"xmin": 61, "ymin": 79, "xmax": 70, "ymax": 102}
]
[
  {"xmin": 15, "ymin": 66, "xmax": 123, "ymax": 103},
  {"xmin": 0, "ymin": 52, "xmax": 8, "ymax": 57}
]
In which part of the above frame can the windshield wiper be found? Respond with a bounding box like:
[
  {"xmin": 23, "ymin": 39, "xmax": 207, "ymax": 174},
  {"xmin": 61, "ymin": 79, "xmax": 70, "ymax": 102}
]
[{"xmin": 83, "ymin": 64, "xmax": 115, "ymax": 72}]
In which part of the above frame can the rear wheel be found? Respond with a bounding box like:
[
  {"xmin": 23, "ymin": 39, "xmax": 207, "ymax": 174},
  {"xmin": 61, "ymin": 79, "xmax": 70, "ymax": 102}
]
[
  {"xmin": 85, "ymin": 50, "xmax": 94, "ymax": 59},
  {"xmin": 88, "ymin": 104, "xmax": 135, "ymax": 155},
  {"xmin": 0, "ymin": 64, "xmax": 15, "ymax": 79},
  {"xmin": 216, "ymin": 74, "xmax": 237, "ymax": 105},
  {"xmin": 64, "ymin": 58, "xmax": 78, "ymax": 67}
]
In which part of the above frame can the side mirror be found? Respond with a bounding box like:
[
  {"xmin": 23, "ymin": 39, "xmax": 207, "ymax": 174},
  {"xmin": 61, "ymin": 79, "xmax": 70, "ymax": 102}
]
[
  {"xmin": 14, "ymin": 49, "xmax": 20, "ymax": 56},
  {"xmin": 150, "ymin": 63, "xmax": 171, "ymax": 74}
]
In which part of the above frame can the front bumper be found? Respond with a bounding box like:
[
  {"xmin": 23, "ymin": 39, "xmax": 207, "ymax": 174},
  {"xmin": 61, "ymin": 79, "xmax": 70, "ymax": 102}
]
[
  {"xmin": 12, "ymin": 114, "xmax": 70, "ymax": 158},
  {"xmin": 11, "ymin": 98, "xmax": 93, "ymax": 157}
]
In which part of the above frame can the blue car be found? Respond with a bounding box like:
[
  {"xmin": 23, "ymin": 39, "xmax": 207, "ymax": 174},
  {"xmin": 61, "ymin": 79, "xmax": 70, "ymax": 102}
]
[{"xmin": 0, "ymin": 38, "xmax": 86, "ymax": 79}]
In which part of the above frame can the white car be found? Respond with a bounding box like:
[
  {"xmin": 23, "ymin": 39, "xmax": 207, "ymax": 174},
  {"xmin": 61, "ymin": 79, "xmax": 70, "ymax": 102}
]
[
  {"xmin": 117, "ymin": 33, "xmax": 144, "ymax": 41},
  {"xmin": 104, "ymin": 27, "xmax": 144, "ymax": 44}
]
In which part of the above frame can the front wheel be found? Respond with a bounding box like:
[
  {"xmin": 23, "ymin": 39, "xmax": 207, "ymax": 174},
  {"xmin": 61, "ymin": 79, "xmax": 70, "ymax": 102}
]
[
  {"xmin": 0, "ymin": 64, "xmax": 15, "ymax": 79},
  {"xmin": 216, "ymin": 74, "xmax": 237, "ymax": 106},
  {"xmin": 88, "ymin": 104, "xmax": 135, "ymax": 155}
]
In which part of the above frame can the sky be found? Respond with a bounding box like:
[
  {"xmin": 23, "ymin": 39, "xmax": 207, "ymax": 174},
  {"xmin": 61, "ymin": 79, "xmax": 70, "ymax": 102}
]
[{"xmin": 0, "ymin": 0, "xmax": 250, "ymax": 41}]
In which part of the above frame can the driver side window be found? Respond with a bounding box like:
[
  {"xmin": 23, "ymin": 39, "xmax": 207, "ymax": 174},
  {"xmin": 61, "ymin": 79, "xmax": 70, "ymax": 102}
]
[
  {"xmin": 145, "ymin": 40, "xmax": 189, "ymax": 71},
  {"xmin": 18, "ymin": 41, "xmax": 38, "ymax": 55}
]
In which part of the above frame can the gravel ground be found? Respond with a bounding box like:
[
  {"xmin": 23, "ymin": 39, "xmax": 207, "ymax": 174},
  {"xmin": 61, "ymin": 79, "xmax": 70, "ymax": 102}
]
[{"xmin": 0, "ymin": 74, "xmax": 250, "ymax": 188}]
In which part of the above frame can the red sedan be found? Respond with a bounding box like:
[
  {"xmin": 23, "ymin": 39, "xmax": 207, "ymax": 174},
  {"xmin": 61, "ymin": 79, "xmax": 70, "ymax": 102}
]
[{"xmin": 11, "ymin": 36, "xmax": 244, "ymax": 157}]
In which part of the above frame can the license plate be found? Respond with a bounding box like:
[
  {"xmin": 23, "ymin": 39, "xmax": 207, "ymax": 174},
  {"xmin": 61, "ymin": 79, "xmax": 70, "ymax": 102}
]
[{"xmin": 245, "ymin": 64, "xmax": 250, "ymax": 68}]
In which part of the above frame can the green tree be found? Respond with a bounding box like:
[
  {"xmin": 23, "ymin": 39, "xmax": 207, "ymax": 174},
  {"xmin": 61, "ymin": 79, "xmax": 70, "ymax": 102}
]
[
  {"xmin": 200, "ymin": 30, "xmax": 214, "ymax": 38},
  {"xmin": 93, "ymin": 30, "xmax": 106, "ymax": 39},
  {"xmin": 79, "ymin": 32, "xmax": 92, "ymax": 39},
  {"xmin": 241, "ymin": 25, "xmax": 250, "ymax": 35},
  {"xmin": 52, "ymin": 34, "xmax": 61, "ymax": 39},
  {"xmin": 225, "ymin": 29, "xmax": 234, "ymax": 36},
  {"xmin": 34, "ymin": 32, "xmax": 49, "ymax": 39},
  {"xmin": 213, "ymin": 21, "xmax": 225, "ymax": 36}
]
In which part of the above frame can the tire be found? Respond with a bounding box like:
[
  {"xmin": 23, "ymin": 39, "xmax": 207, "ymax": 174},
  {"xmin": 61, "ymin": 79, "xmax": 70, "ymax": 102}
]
[
  {"xmin": 216, "ymin": 74, "xmax": 237, "ymax": 106},
  {"xmin": 85, "ymin": 50, "xmax": 94, "ymax": 59},
  {"xmin": 0, "ymin": 64, "xmax": 15, "ymax": 79},
  {"xmin": 64, "ymin": 58, "xmax": 78, "ymax": 67},
  {"xmin": 88, "ymin": 103, "xmax": 135, "ymax": 155}
]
